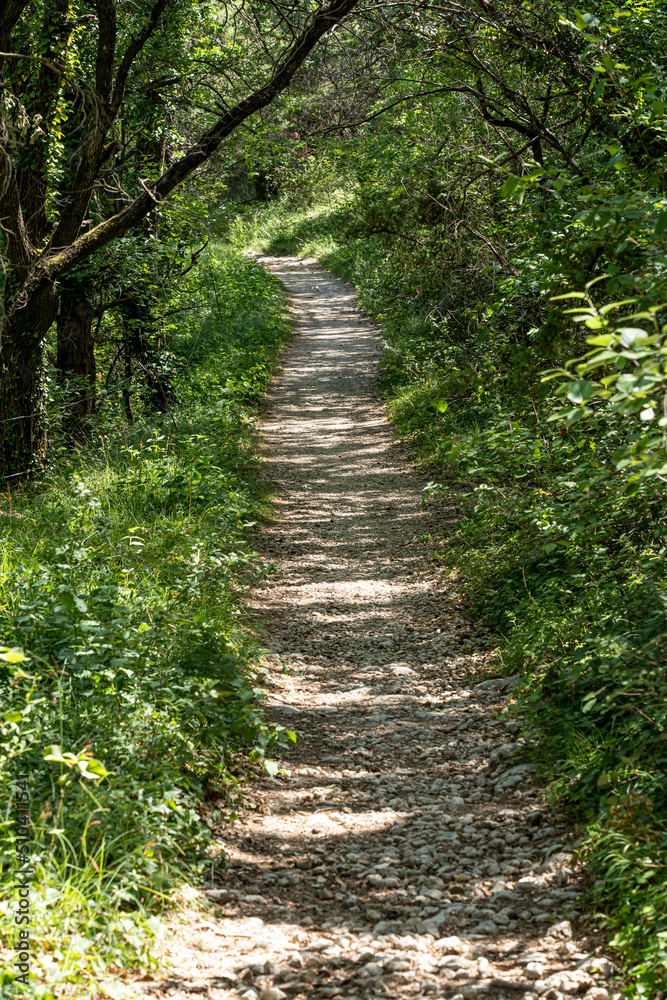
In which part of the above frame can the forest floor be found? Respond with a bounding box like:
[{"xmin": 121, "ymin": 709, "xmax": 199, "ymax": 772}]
[{"xmin": 140, "ymin": 259, "xmax": 620, "ymax": 1000}]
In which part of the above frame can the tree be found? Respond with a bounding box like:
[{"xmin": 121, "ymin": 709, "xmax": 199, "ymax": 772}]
[{"xmin": 0, "ymin": 0, "xmax": 361, "ymax": 478}]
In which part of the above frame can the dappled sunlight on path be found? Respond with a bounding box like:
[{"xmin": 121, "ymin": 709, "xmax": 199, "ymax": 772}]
[{"xmin": 150, "ymin": 259, "xmax": 619, "ymax": 1000}]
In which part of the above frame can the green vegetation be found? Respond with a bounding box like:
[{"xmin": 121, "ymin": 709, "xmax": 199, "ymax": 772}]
[{"xmin": 0, "ymin": 248, "xmax": 291, "ymax": 997}]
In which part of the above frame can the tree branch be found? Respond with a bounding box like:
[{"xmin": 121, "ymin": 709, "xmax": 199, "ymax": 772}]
[
  {"xmin": 95, "ymin": 0, "xmax": 117, "ymax": 104},
  {"xmin": 112, "ymin": 0, "xmax": 173, "ymax": 107},
  {"xmin": 6, "ymin": 0, "xmax": 361, "ymax": 340}
]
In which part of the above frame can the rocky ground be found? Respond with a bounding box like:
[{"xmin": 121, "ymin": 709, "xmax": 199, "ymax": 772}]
[{"xmin": 138, "ymin": 258, "xmax": 624, "ymax": 1000}]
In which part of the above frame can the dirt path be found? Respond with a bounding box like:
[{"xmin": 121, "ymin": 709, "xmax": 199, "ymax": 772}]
[{"xmin": 149, "ymin": 259, "xmax": 618, "ymax": 1000}]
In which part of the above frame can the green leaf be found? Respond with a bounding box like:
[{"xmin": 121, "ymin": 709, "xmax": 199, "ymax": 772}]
[
  {"xmin": 499, "ymin": 175, "xmax": 520, "ymax": 198},
  {"xmin": 584, "ymin": 274, "xmax": 610, "ymax": 290},
  {"xmin": 263, "ymin": 759, "xmax": 280, "ymax": 777},
  {"xmin": 0, "ymin": 646, "xmax": 28, "ymax": 663},
  {"xmin": 78, "ymin": 758, "xmax": 112, "ymax": 782},
  {"xmin": 566, "ymin": 379, "xmax": 594, "ymax": 403},
  {"xmin": 655, "ymin": 210, "xmax": 667, "ymax": 237},
  {"xmin": 43, "ymin": 744, "xmax": 66, "ymax": 763}
]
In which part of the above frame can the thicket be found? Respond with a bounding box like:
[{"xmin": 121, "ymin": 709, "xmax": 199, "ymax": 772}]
[{"xmin": 225, "ymin": 1, "xmax": 667, "ymax": 993}]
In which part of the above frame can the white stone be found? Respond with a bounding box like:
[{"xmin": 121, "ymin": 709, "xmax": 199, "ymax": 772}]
[
  {"xmin": 204, "ymin": 888, "xmax": 232, "ymax": 902},
  {"xmin": 259, "ymin": 989, "xmax": 288, "ymax": 1000},
  {"xmin": 434, "ymin": 936, "xmax": 465, "ymax": 953},
  {"xmin": 386, "ymin": 958, "xmax": 411, "ymax": 972},
  {"xmin": 546, "ymin": 919, "xmax": 572, "ymax": 940}
]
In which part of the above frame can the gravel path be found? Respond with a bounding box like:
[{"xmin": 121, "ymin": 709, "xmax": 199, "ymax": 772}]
[{"xmin": 150, "ymin": 259, "xmax": 619, "ymax": 1000}]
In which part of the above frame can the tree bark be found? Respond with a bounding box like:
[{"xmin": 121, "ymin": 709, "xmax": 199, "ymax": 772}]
[
  {"xmin": 120, "ymin": 296, "xmax": 172, "ymax": 416},
  {"xmin": 0, "ymin": 330, "xmax": 48, "ymax": 480},
  {"xmin": 56, "ymin": 289, "xmax": 96, "ymax": 432},
  {"xmin": 0, "ymin": 279, "xmax": 57, "ymax": 479}
]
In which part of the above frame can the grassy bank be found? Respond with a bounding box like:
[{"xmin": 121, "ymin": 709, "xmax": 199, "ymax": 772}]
[
  {"xmin": 228, "ymin": 196, "xmax": 667, "ymax": 996},
  {"xmin": 0, "ymin": 248, "xmax": 291, "ymax": 998}
]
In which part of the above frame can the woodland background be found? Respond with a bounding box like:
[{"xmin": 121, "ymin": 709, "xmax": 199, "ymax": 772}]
[{"xmin": 1, "ymin": 0, "xmax": 667, "ymax": 995}]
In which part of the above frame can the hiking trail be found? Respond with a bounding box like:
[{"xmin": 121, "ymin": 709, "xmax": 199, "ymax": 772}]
[{"xmin": 148, "ymin": 258, "xmax": 618, "ymax": 1000}]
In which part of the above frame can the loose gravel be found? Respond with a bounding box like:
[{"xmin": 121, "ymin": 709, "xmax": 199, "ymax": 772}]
[{"xmin": 143, "ymin": 258, "xmax": 622, "ymax": 1000}]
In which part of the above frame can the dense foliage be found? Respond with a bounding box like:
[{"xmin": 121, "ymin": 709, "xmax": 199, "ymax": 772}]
[
  {"xmin": 0, "ymin": 0, "xmax": 359, "ymax": 476},
  {"xmin": 224, "ymin": 1, "xmax": 667, "ymax": 993}
]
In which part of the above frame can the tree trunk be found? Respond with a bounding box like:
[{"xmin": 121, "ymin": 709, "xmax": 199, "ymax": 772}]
[
  {"xmin": 56, "ymin": 289, "xmax": 96, "ymax": 433},
  {"xmin": 0, "ymin": 279, "xmax": 57, "ymax": 479},
  {"xmin": 120, "ymin": 297, "xmax": 172, "ymax": 415},
  {"xmin": 0, "ymin": 331, "xmax": 48, "ymax": 480}
]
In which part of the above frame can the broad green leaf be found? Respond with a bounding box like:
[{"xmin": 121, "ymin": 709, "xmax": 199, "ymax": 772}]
[
  {"xmin": 0, "ymin": 647, "xmax": 28, "ymax": 663},
  {"xmin": 499, "ymin": 174, "xmax": 520, "ymax": 198},
  {"xmin": 78, "ymin": 758, "xmax": 112, "ymax": 782},
  {"xmin": 618, "ymin": 327, "xmax": 649, "ymax": 347},
  {"xmin": 566, "ymin": 379, "xmax": 594, "ymax": 403}
]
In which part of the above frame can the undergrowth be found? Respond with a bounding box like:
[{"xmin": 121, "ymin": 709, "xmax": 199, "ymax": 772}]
[
  {"xmin": 0, "ymin": 247, "xmax": 292, "ymax": 998},
  {"xmin": 228, "ymin": 194, "xmax": 667, "ymax": 996}
]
